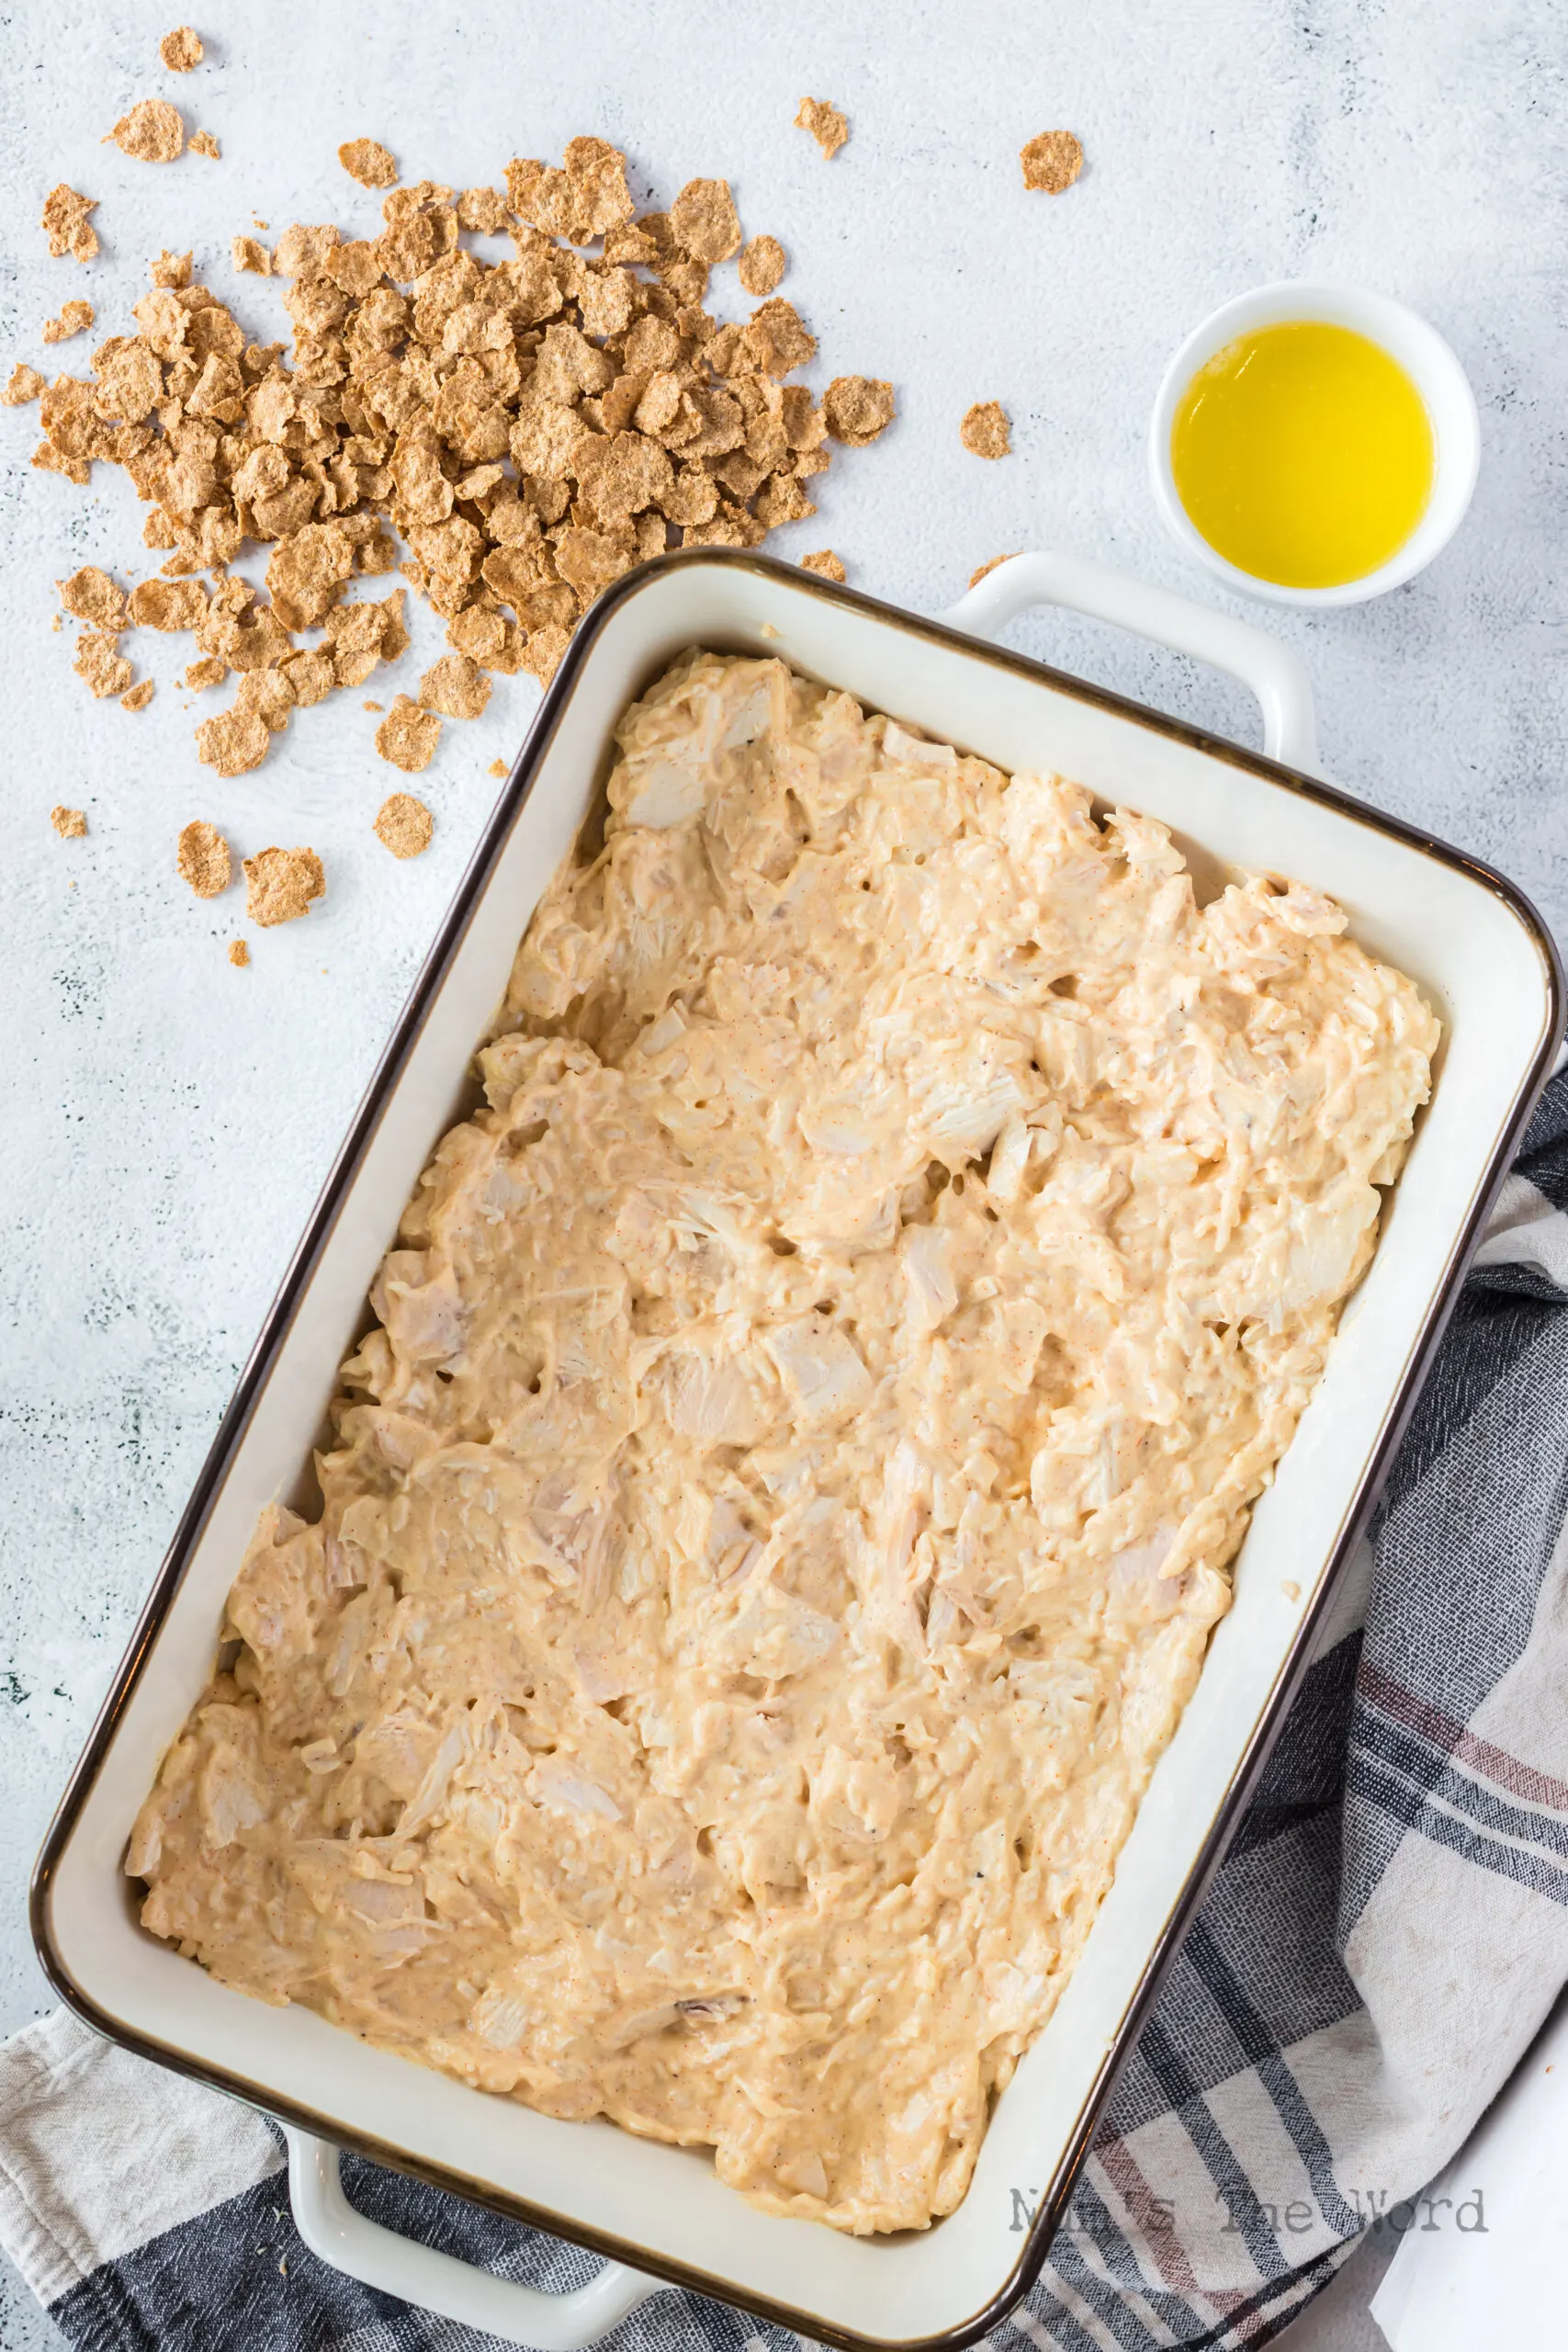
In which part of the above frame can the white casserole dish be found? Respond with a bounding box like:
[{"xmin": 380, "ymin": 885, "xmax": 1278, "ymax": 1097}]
[{"xmin": 33, "ymin": 548, "xmax": 1562, "ymax": 2352}]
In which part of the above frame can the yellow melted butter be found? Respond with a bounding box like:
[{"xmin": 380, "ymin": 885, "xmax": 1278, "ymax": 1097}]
[{"xmin": 1171, "ymin": 321, "xmax": 1434, "ymax": 588}]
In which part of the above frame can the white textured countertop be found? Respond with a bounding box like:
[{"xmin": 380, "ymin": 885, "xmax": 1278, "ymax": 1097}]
[{"xmin": 3, "ymin": 2, "xmax": 1564, "ymax": 2344}]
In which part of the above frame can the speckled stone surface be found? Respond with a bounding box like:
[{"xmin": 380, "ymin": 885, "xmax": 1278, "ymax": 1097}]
[{"xmin": 2, "ymin": 2, "xmax": 1564, "ymax": 2344}]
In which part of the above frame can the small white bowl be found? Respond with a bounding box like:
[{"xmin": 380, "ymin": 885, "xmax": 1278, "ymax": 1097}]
[{"xmin": 1148, "ymin": 280, "xmax": 1481, "ymax": 608}]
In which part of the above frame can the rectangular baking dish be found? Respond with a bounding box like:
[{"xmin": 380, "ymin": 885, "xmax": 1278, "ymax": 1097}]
[{"xmin": 32, "ymin": 548, "xmax": 1563, "ymax": 2352}]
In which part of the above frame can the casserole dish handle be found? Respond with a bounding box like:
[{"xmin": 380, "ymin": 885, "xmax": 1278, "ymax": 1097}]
[
  {"xmin": 941, "ymin": 549, "xmax": 1319, "ymax": 771},
  {"xmin": 286, "ymin": 2129, "xmax": 663, "ymax": 2347}
]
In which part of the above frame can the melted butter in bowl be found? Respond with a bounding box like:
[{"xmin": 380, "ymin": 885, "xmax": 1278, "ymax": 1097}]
[{"xmin": 128, "ymin": 651, "xmax": 1438, "ymax": 2236}]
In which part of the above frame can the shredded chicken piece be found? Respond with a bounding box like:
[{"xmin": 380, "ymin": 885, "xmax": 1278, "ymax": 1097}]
[{"xmin": 132, "ymin": 650, "xmax": 1438, "ymax": 2234}]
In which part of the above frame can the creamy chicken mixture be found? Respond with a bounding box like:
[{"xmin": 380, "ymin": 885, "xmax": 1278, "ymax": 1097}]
[{"xmin": 131, "ymin": 650, "xmax": 1438, "ymax": 2233}]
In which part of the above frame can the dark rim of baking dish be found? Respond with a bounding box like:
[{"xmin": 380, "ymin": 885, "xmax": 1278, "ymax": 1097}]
[{"xmin": 31, "ymin": 548, "xmax": 1566, "ymax": 2352}]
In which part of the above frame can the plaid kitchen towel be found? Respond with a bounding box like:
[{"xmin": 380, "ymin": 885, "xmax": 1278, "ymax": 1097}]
[{"xmin": 4, "ymin": 1059, "xmax": 1566, "ymax": 2352}]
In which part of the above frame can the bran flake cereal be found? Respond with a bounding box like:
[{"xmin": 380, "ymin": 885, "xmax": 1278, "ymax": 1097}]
[
  {"xmin": 374, "ymin": 792, "xmax": 434, "ymax": 858},
  {"xmin": 160, "ymin": 27, "xmax": 203, "ymax": 71},
  {"xmin": 1021, "ymin": 130, "xmax": 1083, "ymax": 194},
  {"xmin": 43, "ymin": 300, "xmax": 95, "ymax": 345},
  {"xmin": 376, "ymin": 695, "xmax": 441, "ymax": 772},
  {"xmin": 243, "ymin": 845, "xmax": 324, "ymax": 925},
  {"xmin": 108, "ymin": 99, "xmax": 186, "ymax": 163},
  {"xmin": 800, "ymin": 548, "xmax": 846, "ymax": 582},
  {"xmin": 795, "ymin": 97, "xmax": 848, "ymax": 159},
  {"xmin": 177, "ymin": 820, "xmax": 231, "ymax": 895},
  {"xmin": 738, "ymin": 235, "xmax": 785, "ymax": 297},
  {"xmin": 960, "ymin": 400, "xmax": 1010, "ymax": 458},
  {"xmin": 339, "ymin": 139, "xmax": 399, "ymax": 190},
  {"xmin": 51, "ymin": 805, "xmax": 87, "ymax": 837},
  {"xmin": 41, "ymin": 186, "xmax": 98, "ymax": 262},
  {"xmin": 229, "ymin": 938, "xmax": 249, "ymax": 966}
]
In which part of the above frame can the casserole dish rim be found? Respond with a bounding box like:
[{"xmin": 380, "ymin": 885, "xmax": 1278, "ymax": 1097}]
[{"xmin": 30, "ymin": 545, "xmax": 1566, "ymax": 2352}]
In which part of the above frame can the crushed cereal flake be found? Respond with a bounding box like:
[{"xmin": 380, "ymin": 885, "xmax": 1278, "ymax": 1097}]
[
  {"xmin": 184, "ymin": 655, "xmax": 227, "ymax": 690},
  {"xmin": 376, "ymin": 695, "xmax": 441, "ymax": 772},
  {"xmin": 5, "ymin": 363, "xmax": 47, "ymax": 404},
  {"xmin": 41, "ymin": 186, "xmax": 98, "ymax": 263},
  {"xmin": 738, "ymin": 234, "xmax": 785, "ymax": 296},
  {"xmin": 488, "ymin": 758, "xmax": 507, "ymax": 777},
  {"xmin": 42, "ymin": 300, "xmax": 95, "ymax": 344},
  {"xmin": 800, "ymin": 548, "xmax": 846, "ymax": 582},
  {"xmin": 177, "ymin": 818, "xmax": 231, "ymax": 895},
  {"xmin": 417, "ymin": 652, "xmax": 491, "ymax": 719},
  {"xmin": 960, "ymin": 400, "xmax": 1010, "ymax": 458},
  {"xmin": 160, "ymin": 26, "xmax": 203, "ymax": 70},
  {"xmin": 149, "ymin": 246, "xmax": 192, "ymax": 287},
  {"xmin": 795, "ymin": 97, "xmax": 848, "ymax": 159},
  {"xmin": 231, "ymin": 233, "xmax": 270, "ymax": 274},
  {"xmin": 60, "ymin": 565, "xmax": 129, "ymax": 628},
  {"xmin": 363, "ymin": 698, "xmax": 384, "ymax": 711},
  {"xmin": 374, "ymin": 791, "xmax": 434, "ymax": 858},
  {"xmin": 243, "ymin": 845, "xmax": 323, "ymax": 925},
  {"xmin": 823, "ymin": 376, "xmax": 896, "ymax": 446},
  {"xmin": 1021, "ymin": 130, "xmax": 1083, "ymax": 194},
  {"xmin": 189, "ymin": 129, "xmax": 220, "ymax": 160},
  {"xmin": 121, "ymin": 678, "xmax": 155, "ymax": 711},
  {"xmin": 107, "ymin": 99, "xmax": 186, "ymax": 163},
  {"xmin": 51, "ymin": 805, "xmax": 86, "ymax": 837},
  {"xmin": 73, "ymin": 632, "xmax": 133, "ymax": 698},
  {"xmin": 338, "ymin": 138, "xmax": 399, "ymax": 189},
  {"xmin": 228, "ymin": 938, "xmax": 249, "ymax": 966}
]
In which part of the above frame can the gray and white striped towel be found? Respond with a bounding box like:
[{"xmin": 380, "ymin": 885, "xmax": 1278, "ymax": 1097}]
[{"xmin": 4, "ymin": 1064, "xmax": 1565, "ymax": 2352}]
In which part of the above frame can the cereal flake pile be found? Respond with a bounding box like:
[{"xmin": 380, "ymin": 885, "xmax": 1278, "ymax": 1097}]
[{"xmin": 16, "ymin": 133, "xmax": 890, "ymax": 808}]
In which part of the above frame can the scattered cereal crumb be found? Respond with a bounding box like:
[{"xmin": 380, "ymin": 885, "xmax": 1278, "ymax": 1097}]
[
  {"xmin": 243, "ymin": 844, "xmax": 324, "ymax": 926},
  {"xmin": 1021, "ymin": 130, "xmax": 1083, "ymax": 194},
  {"xmin": 4, "ymin": 363, "xmax": 47, "ymax": 404},
  {"xmin": 339, "ymin": 138, "xmax": 399, "ymax": 189},
  {"xmin": 107, "ymin": 98, "xmax": 186, "ymax": 163},
  {"xmin": 376, "ymin": 694, "xmax": 441, "ymax": 772},
  {"xmin": 418, "ymin": 652, "xmax": 491, "ymax": 720},
  {"xmin": 800, "ymin": 548, "xmax": 846, "ymax": 582},
  {"xmin": 177, "ymin": 819, "xmax": 231, "ymax": 896},
  {"xmin": 59, "ymin": 565, "xmax": 129, "ymax": 628},
  {"xmin": 184, "ymin": 655, "xmax": 227, "ymax": 690},
  {"xmin": 671, "ymin": 178, "xmax": 742, "ymax": 264},
  {"xmin": 229, "ymin": 938, "xmax": 249, "ymax": 965},
  {"xmin": 738, "ymin": 235, "xmax": 785, "ymax": 297},
  {"xmin": 196, "ymin": 703, "xmax": 270, "ymax": 775},
  {"xmin": 488, "ymin": 759, "xmax": 507, "ymax": 778},
  {"xmin": 374, "ymin": 792, "xmax": 434, "ymax": 859},
  {"xmin": 42, "ymin": 300, "xmax": 95, "ymax": 344},
  {"xmin": 51, "ymin": 805, "xmax": 86, "ymax": 838},
  {"xmin": 231, "ymin": 233, "xmax": 271, "ymax": 274},
  {"xmin": 363, "ymin": 698, "xmax": 384, "ymax": 712},
  {"xmin": 960, "ymin": 401, "xmax": 1010, "ymax": 459},
  {"xmin": 73, "ymin": 632, "xmax": 133, "ymax": 698},
  {"xmin": 795, "ymin": 97, "xmax": 848, "ymax": 159},
  {"xmin": 160, "ymin": 26, "xmax": 203, "ymax": 70},
  {"xmin": 189, "ymin": 129, "xmax": 220, "ymax": 160},
  {"xmin": 150, "ymin": 247, "xmax": 192, "ymax": 287},
  {"xmin": 823, "ymin": 377, "xmax": 896, "ymax": 446},
  {"xmin": 969, "ymin": 552, "xmax": 1019, "ymax": 587},
  {"xmin": 40, "ymin": 185, "xmax": 98, "ymax": 263},
  {"xmin": 121, "ymin": 678, "xmax": 155, "ymax": 711}
]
